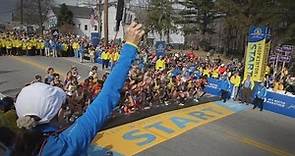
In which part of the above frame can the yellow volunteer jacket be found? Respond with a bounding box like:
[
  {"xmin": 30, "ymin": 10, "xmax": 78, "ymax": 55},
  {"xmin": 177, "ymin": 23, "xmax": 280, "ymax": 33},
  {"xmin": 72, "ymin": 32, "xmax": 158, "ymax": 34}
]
[
  {"xmin": 156, "ymin": 59, "xmax": 166, "ymax": 70},
  {"xmin": 197, "ymin": 67, "xmax": 203, "ymax": 73},
  {"xmin": 203, "ymin": 68, "xmax": 210, "ymax": 77},
  {"xmin": 112, "ymin": 52, "xmax": 120, "ymax": 61},
  {"xmin": 40, "ymin": 41, "xmax": 45, "ymax": 49},
  {"xmin": 101, "ymin": 51, "xmax": 110, "ymax": 60},
  {"xmin": 6, "ymin": 40, "xmax": 12, "ymax": 49},
  {"xmin": 273, "ymin": 82, "xmax": 284, "ymax": 91},
  {"xmin": 27, "ymin": 42, "xmax": 32, "ymax": 50},
  {"xmin": 265, "ymin": 66, "xmax": 270, "ymax": 76},
  {"xmin": 15, "ymin": 39, "xmax": 22, "ymax": 48},
  {"xmin": 12, "ymin": 39, "xmax": 17, "ymax": 48},
  {"xmin": 63, "ymin": 43, "xmax": 68, "ymax": 51},
  {"xmin": 31, "ymin": 38, "xmax": 37, "ymax": 47},
  {"xmin": 212, "ymin": 69, "xmax": 219, "ymax": 78},
  {"xmin": 22, "ymin": 41, "xmax": 27, "ymax": 50},
  {"xmin": 230, "ymin": 75, "xmax": 241, "ymax": 87},
  {"xmin": 0, "ymin": 39, "xmax": 3, "ymax": 48},
  {"xmin": 72, "ymin": 42, "xmax": 80, "ymax": 50}
]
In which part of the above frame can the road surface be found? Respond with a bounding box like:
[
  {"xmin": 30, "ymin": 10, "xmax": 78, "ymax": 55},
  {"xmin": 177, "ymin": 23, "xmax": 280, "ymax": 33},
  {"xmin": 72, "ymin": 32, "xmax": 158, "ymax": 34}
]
[
  {"xmin": 0, "ymin": 56, "xmax": 105, "ymax": 97},
  {"xmin": 0, "ymin": 56, "xmax": 294, "ymax": 156},
  {"xmin": 137, "ymin": 106, "xmax": 295, "ymax": 156}
]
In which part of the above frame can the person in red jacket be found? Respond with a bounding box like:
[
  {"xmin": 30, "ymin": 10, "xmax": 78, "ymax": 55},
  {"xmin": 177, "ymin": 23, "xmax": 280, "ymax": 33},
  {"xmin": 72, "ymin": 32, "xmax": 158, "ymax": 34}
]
[{"xmin": 218, "ymin": 64, "xmax": 227, "ymax": 75}]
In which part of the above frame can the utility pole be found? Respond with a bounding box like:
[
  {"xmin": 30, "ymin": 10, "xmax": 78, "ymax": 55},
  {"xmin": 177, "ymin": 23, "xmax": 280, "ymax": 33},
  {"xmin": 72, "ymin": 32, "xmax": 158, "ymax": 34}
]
[
  {"xmin": 38, "ymin": 0, "xmax": 43, "ymax": 33},
  {"xmin": 96, "ymin": 0, "xmax": 102, "ymax": 34},
  {"xmin": 103, "ymin": 0, "xmax": 108, "ymax": 46},
  {"xmin": 20, "ymin": 0, "xmax": 23, "ymax": 25}
]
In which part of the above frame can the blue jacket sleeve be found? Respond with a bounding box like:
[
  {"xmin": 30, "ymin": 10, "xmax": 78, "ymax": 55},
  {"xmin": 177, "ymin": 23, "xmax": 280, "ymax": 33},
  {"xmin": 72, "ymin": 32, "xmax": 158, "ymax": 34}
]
[{"xmin": 42, "ymin": 44, "xmax": 138, "ymax": 156}]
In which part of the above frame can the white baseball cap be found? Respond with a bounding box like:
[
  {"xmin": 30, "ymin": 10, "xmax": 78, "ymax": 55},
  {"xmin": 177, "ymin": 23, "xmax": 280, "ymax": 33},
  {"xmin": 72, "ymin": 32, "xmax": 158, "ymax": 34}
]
[{"xmin": 15, "ymin": 83, "xmax": 66, "ymax": 125}]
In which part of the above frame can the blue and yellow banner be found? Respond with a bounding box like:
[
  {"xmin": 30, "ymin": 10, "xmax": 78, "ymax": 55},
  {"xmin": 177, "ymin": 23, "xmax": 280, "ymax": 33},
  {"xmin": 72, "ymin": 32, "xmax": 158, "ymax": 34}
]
[{"xmin": 244, "ymin": 26, "xmax": 271, "ymax": 82}]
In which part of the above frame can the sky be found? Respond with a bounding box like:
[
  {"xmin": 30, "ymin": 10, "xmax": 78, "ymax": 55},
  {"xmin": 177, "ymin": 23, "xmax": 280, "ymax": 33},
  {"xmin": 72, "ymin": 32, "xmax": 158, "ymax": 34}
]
[
  {"xmin": 0, "ymin": 0, "xmax": 127, "ymax": 24},
  {"xmin": 0, "ymin": 0, "xmax": 79, "ymax": 23},
  {"xmin": 0, "ymin": 0, "xmax": 17, "ymax": 23}
]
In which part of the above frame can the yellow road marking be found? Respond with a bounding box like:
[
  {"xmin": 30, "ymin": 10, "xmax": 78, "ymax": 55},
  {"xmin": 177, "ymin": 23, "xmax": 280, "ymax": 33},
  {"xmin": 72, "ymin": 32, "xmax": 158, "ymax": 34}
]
[
  {"xmin": 226, "ymin": 131, "xmax": 294, "ymax": 156},
  {"xmin": 92, "ymin": 102, "xmax": 234, "ymax": 156},
  {"xmin": 207, "ymin": 125, "xmax": 295, "ymax": 156},
  {"xmin": 11, "ymin": 56, "xmax": 66, "ymax": 75}
]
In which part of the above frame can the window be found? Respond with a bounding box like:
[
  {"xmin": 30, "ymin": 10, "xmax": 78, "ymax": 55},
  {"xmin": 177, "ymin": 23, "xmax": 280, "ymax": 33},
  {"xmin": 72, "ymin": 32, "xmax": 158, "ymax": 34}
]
[
  {"xmin": 78, "ymin": 24, "xmax": 81, "ymax": 28},
  {"xmin": 84, "ymin": 25, "xmax": 88, "ymax": 31},
  {"xmin": 94, "ymin": 25, "xmax": 98, "ymax": 31}
]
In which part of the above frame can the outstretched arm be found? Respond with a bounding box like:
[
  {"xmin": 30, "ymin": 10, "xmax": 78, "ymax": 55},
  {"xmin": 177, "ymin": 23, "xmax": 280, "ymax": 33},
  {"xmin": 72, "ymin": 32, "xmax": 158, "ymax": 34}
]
[{"xmin": 43, "ymin": 23, "xmax": 145, "ymax": 155}]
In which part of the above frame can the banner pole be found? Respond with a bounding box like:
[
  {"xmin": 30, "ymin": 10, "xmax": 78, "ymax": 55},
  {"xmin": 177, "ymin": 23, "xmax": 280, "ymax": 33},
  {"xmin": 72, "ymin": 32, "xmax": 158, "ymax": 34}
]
[{"xmin": 275, "ymin": 54, "xmax": 279, "ymax": 77}]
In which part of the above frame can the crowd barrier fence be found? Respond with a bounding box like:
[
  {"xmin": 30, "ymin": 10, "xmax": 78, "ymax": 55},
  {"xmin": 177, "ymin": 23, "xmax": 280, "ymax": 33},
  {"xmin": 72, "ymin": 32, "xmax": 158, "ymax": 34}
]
[{"xmin": 204, "ymin": 78, "xmax": 295, "ymax": 118}]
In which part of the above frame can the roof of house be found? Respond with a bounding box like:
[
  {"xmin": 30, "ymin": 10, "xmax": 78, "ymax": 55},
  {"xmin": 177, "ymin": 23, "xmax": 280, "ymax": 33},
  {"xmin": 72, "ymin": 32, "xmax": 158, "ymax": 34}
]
[{"xmin": 53, "ymin": 5, "xmax": 92, "ymax": 19}]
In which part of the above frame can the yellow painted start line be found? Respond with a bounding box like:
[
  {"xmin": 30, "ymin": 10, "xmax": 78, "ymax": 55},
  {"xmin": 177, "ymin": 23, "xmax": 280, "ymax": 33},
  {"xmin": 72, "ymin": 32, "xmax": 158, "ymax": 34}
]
[
  {"xmin": 92, "ymin": 102, "xmax": 233, "ymax": 156},
  {"xmin": 11, "ymin": 56, "xmax": 66, "ymax": 76}
]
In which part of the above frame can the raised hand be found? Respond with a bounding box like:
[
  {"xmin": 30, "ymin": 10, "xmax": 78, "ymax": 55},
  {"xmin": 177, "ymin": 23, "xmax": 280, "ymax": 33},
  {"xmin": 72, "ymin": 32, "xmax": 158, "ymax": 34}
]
[{"xmin": 125, "ymin": 22, "xmax": 145, "ymax": 46}]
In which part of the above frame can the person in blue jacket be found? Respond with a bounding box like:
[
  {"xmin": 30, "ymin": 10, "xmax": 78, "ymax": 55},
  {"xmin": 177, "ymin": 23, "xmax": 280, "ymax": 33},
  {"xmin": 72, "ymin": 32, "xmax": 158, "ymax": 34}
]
[
  {"xmin": 0, "ymin": 22, "xmax": 145, "ymax": 156},
  {"xmin": 253, "ymin": 82, "xmax": 267, "ymax": 111},
  {"xmin": 220, "ymin": 76, "xmax": 232, "ymax": 103},
  {"xmin": 44, "ymin": 39, "xmax": 50, "ymax": 57},
  {"xmin": 78, "ymin": 42, "xmax": 84, "ymax": 63}
]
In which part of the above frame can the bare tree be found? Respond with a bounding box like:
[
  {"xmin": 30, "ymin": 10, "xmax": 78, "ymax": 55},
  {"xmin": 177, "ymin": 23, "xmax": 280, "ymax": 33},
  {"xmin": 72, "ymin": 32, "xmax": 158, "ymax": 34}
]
[{"xmin": 15, "ymin": 0, "xmax": 53, "ymax": 32}]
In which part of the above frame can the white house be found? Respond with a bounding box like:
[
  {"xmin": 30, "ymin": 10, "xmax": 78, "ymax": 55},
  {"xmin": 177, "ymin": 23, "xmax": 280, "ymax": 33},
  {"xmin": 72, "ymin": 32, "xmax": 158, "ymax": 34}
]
[
  {"xmin": 46, "ymin": 3, "xmax": 125, "ymax": 40},
  {"xmin": 45, "ymin": 6, "xmax": 98, "ymax": 38}
]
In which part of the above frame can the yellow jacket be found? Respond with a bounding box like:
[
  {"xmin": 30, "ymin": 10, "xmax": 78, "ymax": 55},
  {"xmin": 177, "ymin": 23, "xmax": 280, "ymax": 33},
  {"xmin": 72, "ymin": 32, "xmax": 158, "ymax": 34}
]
[
  {"xmin": 265, "ymin": 66, "xmax": 270, "ymax": 75},
  {"xmin": 62, "ymin": 43, "xmax": 68, "ymax": 51},
  {"xmin": 27, "ymin": 42, "xmax": 32, "ymax": 50},
  {"xmin": 16, "ymin": 39, "xmax": 22, "ymax": 48},
  {"xmin": 212, "ymin": 69, "xmax": 219, "ymax": 78},
  {"xmin": 0, "ymin": 110, "xmax": 19, "ymax": 133},
  {"xmin": 197, "ymin": 67, "xmax": 203, "ymax": 73},
  {"xmin": 274, "ymin": 82, "xmax": 284, "ymax": 91},
  {"xmin": 101, "ymin": 51, "xmax": 110, "ymax": 60},
  {"xmin": 22, "ymin": 41, "xmax": 27, "ymax": 50},
  {"xmin": 112, "ymin": 52, "xmax": 120, "ymax": 61},
  {"xmin": 31, "ymin": 38, "xmax": 37, "ymax": 47},
  {"xmin": 230, "ymin": 75, "xmax": 241, "ymax": 87},
  {"xmin": 0, "ymin": 39, "xmax": 3, "ymax": 48},
  {"xmin": 72, "ymin": 42, "xmax": 80, "ymax": 50},
  {"xmin": 156, "ymin": 59, "xmax": 166, "ymax": 70},
  {"xmin": 12, "ymin": 39, "xmax": 17, "ymax": 48},
  {"xmin": 203, "ymin": 68, "xmax": 210, "ymax": 77},
  {"xmin": 6, "ymin": 40, "xmax": 12, "ymax": 49},
  {"xmin": 40, "ymin": 41, "xmax": 45, "ymax": 49}
]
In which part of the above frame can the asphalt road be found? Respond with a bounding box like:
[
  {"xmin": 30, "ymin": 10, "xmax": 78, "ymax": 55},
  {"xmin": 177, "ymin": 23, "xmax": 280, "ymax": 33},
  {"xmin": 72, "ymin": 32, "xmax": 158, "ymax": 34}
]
[
  {"xmin": 0, "ymin": 56, "xmax": 103, "ymax": 97},
  {"xmin": 1, "ymin": 56, "xmax": 294, "ymax": 156},
  {"xmin": 137, "ymin": 106, "xmax": 295, "ymax": 156}
]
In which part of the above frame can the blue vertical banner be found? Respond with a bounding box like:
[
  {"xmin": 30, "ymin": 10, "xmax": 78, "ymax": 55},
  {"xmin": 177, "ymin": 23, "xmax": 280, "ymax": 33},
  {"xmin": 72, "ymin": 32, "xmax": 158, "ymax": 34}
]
[
  {"xmin": 244, "ymin": 26, "xmax": 270, "ymax": 82},
  {"xmin": 91, "ymin": 32, "xmax": 101, "ymax": 48},
  {"xmin": 155, "ymin": 41, "xmax": 166, "ymax": 57}
]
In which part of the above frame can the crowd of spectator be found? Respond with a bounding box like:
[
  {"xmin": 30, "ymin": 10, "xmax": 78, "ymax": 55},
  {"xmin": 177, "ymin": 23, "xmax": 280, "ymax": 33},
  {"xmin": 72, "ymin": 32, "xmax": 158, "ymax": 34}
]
[
  {"xmin": 0, "ymin": 31, "xmax": 121, "ymax": 66},
  {"xmin": 23, "ymin": 46, "xmax": 268, "ymax": 119}
]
